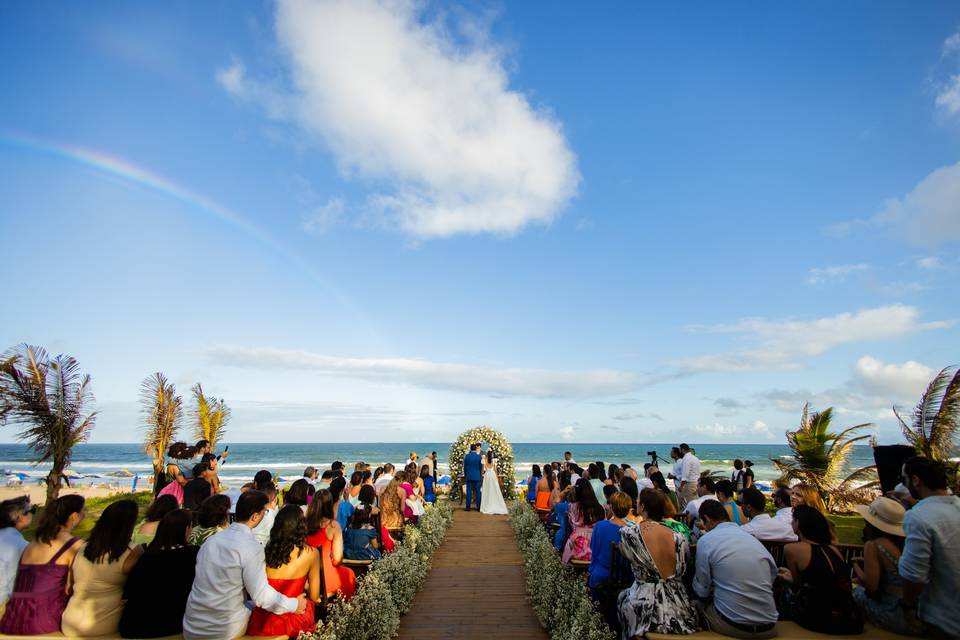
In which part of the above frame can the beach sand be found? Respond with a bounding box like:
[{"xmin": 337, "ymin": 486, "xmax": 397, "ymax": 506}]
[{"xmin": 0, "ymin": 484, "xmax": 150, "ymax": 504}]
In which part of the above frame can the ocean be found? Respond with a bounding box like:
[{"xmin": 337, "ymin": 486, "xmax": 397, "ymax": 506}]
[{"xmin": 0, "ymin": 442, "xmax": 878, "ymax": 490}]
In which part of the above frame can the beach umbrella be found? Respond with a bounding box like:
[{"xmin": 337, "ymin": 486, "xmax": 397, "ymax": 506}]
[
  {"xmin": 62, "ymin": 469, "xmax": 82, "ymax": 478},
  {"xmin": 108, "ymin": 469, "xmax": 135, "ymax": 478}
]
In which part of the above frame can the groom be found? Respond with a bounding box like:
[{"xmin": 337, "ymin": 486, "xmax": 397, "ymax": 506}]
[{"xmin": 463, "ymin": 442, "xmax": 482, "ymax": 511}]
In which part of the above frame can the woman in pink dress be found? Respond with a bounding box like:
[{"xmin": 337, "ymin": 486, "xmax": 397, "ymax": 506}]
[
  {"xmin": 562, "ymin": 478, "xmax": 605, "ymax": 564},
  {"xmin": 246, "ymin": 505, "xmax": 319, "ymax": 638}
]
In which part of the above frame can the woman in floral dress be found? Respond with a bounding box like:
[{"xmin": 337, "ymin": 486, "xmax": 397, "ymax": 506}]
[
  {"xmin": 617, "ymin": 489, "xmax": 698, "ymax": 638},
  {"xmin": 562, "ymin": 478, "xmax": 605, "ymax": 564}
]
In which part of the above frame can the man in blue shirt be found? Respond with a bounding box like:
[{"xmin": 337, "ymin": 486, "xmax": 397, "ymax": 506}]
[
  {"xmin": 693, "ymin": 500, "xmax": 778, "ymax": 639},
  {"xmin": 899, "ymin": 456, "xmax": 960, "ymax": 639}
]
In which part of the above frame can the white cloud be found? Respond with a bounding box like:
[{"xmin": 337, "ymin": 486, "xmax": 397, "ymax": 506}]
[
  {"xmin": 713, "ymin": 397, "xmax": 744, "ymax": 417},
  {"xmin": 302, "ymin": 197, "xmax": 345, "ymax": 233},
  {"xmin": 936, "ymin": 75, "xmax": 960, "ymax": 116},
  {"xmin": 612, "ymin": 412, "xmax": 664, "ymax": 421},
  {"xmin": 226, "ymin": 0, "xmax": 579, "ymax": 238},
  {"xmin": 916, "ymin": 256, "xmax": 940, "ymax": 270},
  {"xmin": 692, "ymin": 421, "xmax": 772, "ymax": 440},
  {"xmin": 216, "ymin": 62, "xmax": 246, "ymax": 95},
  {"xmin": 805, "ymin": 263, "xmax": 868, "ymax": 286},
  {"xmin": 852, "ymin": 356, "xmax": 935, "ymax": 399},
  {"xmin": 676, "ymin": 305, "xmax": 949, "ymax": 373},
  {"xmin": 946, "ymin": 31, "xmax": 960, "ymax": 54},
  {"xmin": 206, "ymin": 345, "xmax": 648, "ymax": 398},
  {"xmin": 559, "ymin": 425, "xmax": 575, "ymax": 441},
  {"xmin": 750, "ymin": 420, "xmax": 770, "ymax": 436}
]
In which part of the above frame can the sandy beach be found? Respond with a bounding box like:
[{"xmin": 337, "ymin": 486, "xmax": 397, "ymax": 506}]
[{"xmin": 0, "ymin": 484, "xmax": 150, "ymax": 504}]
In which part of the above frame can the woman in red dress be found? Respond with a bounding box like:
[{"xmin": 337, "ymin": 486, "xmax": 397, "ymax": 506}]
[
  {"xmin": 246, "ymin": 505, "xmax": 319, "ymax": 638},
  {"xmin": 304, "ymin": 489, "xmax": 355, "ymax": 600}
]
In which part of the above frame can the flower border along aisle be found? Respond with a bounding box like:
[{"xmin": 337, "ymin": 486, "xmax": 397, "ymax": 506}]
[
  {"xmin": 448, "ymin": 425, "xmax": 516, "ymax": 501},
  {"xmin": 509, "ymin": 502, "xmax": 615, "ymax": 640},
  {"xmin": 301, "ymin": 501, "xmax": 454, "ymax": 640}
]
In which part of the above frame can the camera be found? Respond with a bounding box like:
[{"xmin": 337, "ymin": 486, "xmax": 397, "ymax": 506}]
[{"xmin": 646, "ymin": 450, "xmax": 658, "ymax": 465}]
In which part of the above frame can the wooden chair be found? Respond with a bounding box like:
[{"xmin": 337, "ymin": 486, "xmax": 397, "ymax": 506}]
[{"xmin": 569, "ymin": 559, "xmax": 590, "ymax": 572}]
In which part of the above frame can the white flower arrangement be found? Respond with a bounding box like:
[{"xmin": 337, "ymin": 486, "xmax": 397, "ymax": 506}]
[
  {"xmin": 447, "ymin": 425, "xmax": 516, "ymax": 501},
  {"xmin": 508, "ymin": 502, "xmax": 616, "ymax": 640},
  {"xmin": 300, "ymin": 501, "xmax": 455, "ymax": 640}
]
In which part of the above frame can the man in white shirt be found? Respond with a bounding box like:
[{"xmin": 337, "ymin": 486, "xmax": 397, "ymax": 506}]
[
  {"xmin": 374, "ymin": 463, "xmax": 395, "ymax": 496},
  {"xmin": 739, "ymin": 487, "xmax": 797, "ymax": 542},
  {"xmin": 0, "ymin": 496, "xmax": 32, "ymax": 612},
  {"xmin": 678, "ymin": 443, "xmax": 701, "ymax": 509},
  {"xmin": 183, "ymin": 490, "xmax": 306, "ymax": 640},
  {"xmin": 772, "ymin": 488, "xmax": 793, "ymax": 523},
  {"xmin": 252, "ymin": 484, "xmax": 279, "ymax": 546},
  {"xmin": 667, "ymin": 447, "xmax": 683, "ymax": 493},
  {"xmin": 564, "ymin": 451, "xmax": 576, "ymax": 465},
  {"xmin": 683, "ymin": 477, "xmax": 720, "ymax": 523}
]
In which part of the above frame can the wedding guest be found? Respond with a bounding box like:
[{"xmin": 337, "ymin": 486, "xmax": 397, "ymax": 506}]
[
  {"xmin": 535, "ymin": 464, "xmax": 555, "ymax": 510},
  {"xmin": 305, "ymin": 490, "xmax": 355, "ymax": 600},
  {"xmin": 526, "ymin": 465, "xmax": 542, "ymax": 504},
  {"xmin": 317, "ymin": 470, "xmax": 333, "ymax": 490},
  {"xmin": 194, "ymin": 439, "xmax": 229, "ymax": 464},
  {"xmin": 412, "ymin": 463, "xmax": 426, "ymax": 499},
  {"xmin": 606, "ymin": 464, "xmax": 621, "ymax": 486},
  {"xmin": 564, "ymin": 451, "xmax": 576, "ymax": 465},
  {"xmin": 677, "ymin": 443, "xmax": 700, "ymax": 510},
  {"xmin": 183, "ymin": 490, "xmax": 306, "ymax": 640},
  {"xmin": 742, "ymin": 461, "xmax": 755, "ymax": 490},
  {"xmin": 898, "ymin": 456, "xmax": 960, "ymax": 638},
  {"xmin": 585, "ymin": 464, "xmax": 606, "ymax": 505},
  {"xmin": 252, "ymin": 484, "xmax": 279, "ymax": 546},
  {"xmin": 681, "ymin": 477, "xmax": 718, "ymax": 528},
  {"xmin": 373, "ymin": 463, "xmax": 395, "ymax": 495},
  {"xmin": 157, "ymin": 441, "xmax": 196, "ymax": 499},
  {"xmin": 420, "ymin": 464, "xmax": 436, "ymax": 503},
  {"xmin": 714, "ymin": 480, "xmax": 745, "ymax": 525},
  {"xmin": 284, "ymin": 479, "xmax": 312, "ymax": 514},
  {"xmin": 778, "ymin": 505, "xmax": 863, "ymax": 634},
  {"xmin": 347, "ymin": 471, "xmax": 363, "ymax": 505},
  {"xmin": 659, "ymin": 490, "xmax": 692, "ymax": 541},
  {"xmin": 199, "ymin": 453, "xmax": 221, "ymax": 492},
  {"xmin": 379, "ymin": 477, "xmax": 405, "ymax": 531},
  {"xmin": 772, "ymin": 488, "xmax": 792, "ymax": 522},
  {"xmin": 588, "ymin": 492, "xmax": 631, "ymax": 592},
  {"xmin": 0, "ymin": 497, "xmax": 32, "ymax": 614},
  {"xmin": 246, "ymin": 505, "xmax": 318, "ymax": 638},
  {"xmin": 358, "ymin": 485, "xmax": 395, "ymax": 552},
  {"xmin": 740, "ymin": 487, "xmax": 796, "ymax": 542},
  {"xmin": 330, "ymin": 461, "xmax": 345, "ymax": 477},
  {"xmin": 851, "ymin": 497, "xmax": 918, "ymax": 636},
  {"xmin": 404, "ymin": 452, "xmax": 418, "ymax": 468},
  {"xmin": 253, "ymin": 470, "xmax": 273, "ymax": 487},
  {"xmin": 619, "ymin": 476, "xmax": 642, "ymax": 523},
  {"xmin": 551, "ymin": 486, "xmax": 574, "ymax": 551},
  {"xmin": 731, "ymin": 459, "xmax": 746, "ymax": 495},
  {"xmin": 182, "ymin": 463, "xmax": 213, "ymax": 511},
  {"xmin": 61, "ymin": 499, "xmax": 143, "ymax": 636},
  {"xmin": 562, "ymin": 479, "xmax": 604, "ymax": 564},
  {"xmin": 399, "ymin": 468, "xmax": 423, "ymax": 523},
  {"xmin": 330, "ymin": 476, "xmax": 355, "ymax": 532},
  {"xmin": 133, "ymin": 494, "xmax": 178, "ymax": 545},
  {"xmin": 694, "ymin": 500, "xmax": 778, "ymax": 639},
  {"xmin": 303, "ymin": 466, "xmax": 318, "ymax": 482},
  {"xmin": 344, "ymin": 505, "xmax": 381, "ymax": 561},
  {"xmin": 189, "ymin": 494, "xmax": 231, "ymax": 546},
  {"xmin": 568, "ymin": 463, "xmax": 582, "ymax": 485},
  {"xmin": 618, "ymin": 488, "xmax": 698, "ymax": 637},
  {"xmin": 667, "ymin": 447, "xmax": 683, "ymax": 494},
  {"xmin": 0, "ymin": 495, "xmax": 84, "ymax": 634},
  {"xmin": 119, "ymin": 509, "xmax": 198, "ymax": 638},
  {"xmin": 790, "ymin": 483, "xmax": 837, "ymax": 543}
]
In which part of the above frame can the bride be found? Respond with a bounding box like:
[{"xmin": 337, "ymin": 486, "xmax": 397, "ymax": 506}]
[{"xmin": 480, "ymin": 449, "xmax": 509, "ymax": 515}]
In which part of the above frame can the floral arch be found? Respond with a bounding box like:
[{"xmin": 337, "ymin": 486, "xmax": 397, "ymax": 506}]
[{"xmin": 448, "ymin": 426, "xmax": 515, "ymax": 501}]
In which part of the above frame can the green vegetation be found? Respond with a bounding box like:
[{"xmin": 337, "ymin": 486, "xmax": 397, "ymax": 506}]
[
  {"xmin": 23, "ymin": 491, "xmax": 153, "ymax": 541},
  {"xmin": 897, "ymin": 365, "xmax": 960, "ymax": 491},
  {"xmin": 192, "ymin": 383, "xmax": 230, "ymax": 449},
  {"xmin": 141, "ymin": 372, "xmax": 183, "ymax": 479}
]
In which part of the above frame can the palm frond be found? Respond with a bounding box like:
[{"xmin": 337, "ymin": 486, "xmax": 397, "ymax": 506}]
[
  {"xmin": 140, "ymin": 373, "xmax": 182, "ymax": 475},
  {"xmin": 192, "ymin": 383, "xmax": 229, "ymax": 448}
]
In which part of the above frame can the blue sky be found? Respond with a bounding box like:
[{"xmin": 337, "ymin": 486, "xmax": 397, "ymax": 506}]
[{"xmin": 1, "ymin": 1, "xmax": 958, "ymax": 444}]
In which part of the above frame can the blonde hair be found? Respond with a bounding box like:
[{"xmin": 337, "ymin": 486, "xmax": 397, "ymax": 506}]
[{"xmin": 792, "ymin": 484, "xmax": 827, "ymax": 514}]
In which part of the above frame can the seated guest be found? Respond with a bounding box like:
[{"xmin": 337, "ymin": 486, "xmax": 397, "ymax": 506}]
[
  {"xmin": 379, "ymin": 477, "xmax": 405, "ymax": 531},
  {"xmin": 562, "ymin": 478, "xmax": 605, "ymax": 564},
  {"xmin": 133, "ymin": 494, "xmax": 178, "ymax": 545},
  {"xmin": 305, "ymin": 489, "xmax": 356, "ymax": 600},
  {"xmin": 357, "ymin": 485, "xmax": 396, "ymax": 552},
  {"xmin": 535, "ymin": 464, "xmax": 555, "ymax": 510},
  {"xmin": 587, "ymin": 463, "xmax": 606, "ymax": 505},
  {"xmin": 199, "ymin": 454, "xmax": 221, "ymax": 492},
  {"xmin": 606, "ymin": 463, "xmax": 622, "ymax": 486},
  {"xmin": 779, "ymin": 505, "xmax": 862, "ymax": 634},
  {"xmin": 551, "ymin": 486, "xmax": 574, "ymax": 552},
  {"xmin": 714, "ymin": 479, "xmax": 745, "ymax": 525},
  {"xmin": 344, "ymin": 504, "xmax": 382, "ymax": 561},
  {"xmin": 399, "ymin": 468, "xmax": 423, "ymax": 522},
  {"xmin": 740, "ymin": 487, "xmax": 797, "ymax": 542},
  {"xmin": 119, "ymin": 509, "xmax": 199, "ymax": 638},
  {"xmin": 659, "ymin": 490, "xmax": 692, "ymax": 541},
  {"xmin": 694, "ymin": 500, "xmax": 778, "ymax": 639},
  {"xmin": 618, "ymin": 476, "xmax": 642, "ymax": 523},
  {"xmin": 347, "ymin": 471, "xmax": 363, "ymax": 505},
  {"xmin": 0, "ymin": 495, "xmax": 85, "ymax": 634},
  {"xmin": 284, "ymin": 479, "xmax": 312, "ymax": 514},
  {"xmin": 420, "ymin": 464, "xmax": 436, "ymax": 503},
  {"xmin": 898, "ymin": 456, "xmax": 960, "ymax": 638},
  {"xmin": 790, "ymin": 483, "xmax": 837, "ymax": 543},
  {"xmin": 61, "ymin": 500, "xmax": 143, "ymax": 636},
  {"xmin": 183, "ymin": 490, "xmax": 307, "ymax": 640},
  {"xmin": 182, "ymin": 463, "xmax": 213, "ymax": 511},
  {"xmin": 588, "ymin": 492, "xmax": 631, "ymax": 593},
  {"xmin": 851, "ymin": 497, "xmax": 918, "ymax": 636},
  {"xmin": 602, "ymin": 484, "xmax": 619, "ymax": 517},
  {"xmin": 317, "ymin": 470, "xmax": 334, "ymax": 490},
  {"xmin": 682, "ymin": 477, "xmax": 719, "ymax": 524},
  {"xmin": 526, "ymin": 465, "xmax": 542, "ymax": 504},
  {"xmin": 0, "ymin": 497, "xmax": 33, "ymax": 615},
  {"xmin": 330, "ymin": 476, "xmax": 355, "ymax": 533},
  {"xmin": 189, "ymin": 494, "xmax": 231, "ymax": 546},
  {"xmin": 618, "ymin": 488, "xmax": 698, "ymax": 637},
  {"xmin": 254, "ymin": 469, "xmax": 273, "ymax": 487},
  {"xmin": 772, "ymin": 487, "xmax": 792, "ymax": 522},
  {"xmin": 303, "ymin": 466, "xmax": 318, "ymax": 482},
  {"xmin": 252, "ymin": 484, "xmax": 279, "ymax": 546},
  {"xmin": 373, "ymin": 463, "xmax": 395, "ymax": 495},
  {"xmin": 246, "ymin": 505, "xmax": 318, "ymax": 638}
]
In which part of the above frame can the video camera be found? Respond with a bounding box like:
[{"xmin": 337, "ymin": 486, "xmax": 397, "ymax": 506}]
[{"xmin": 646, "ymin": 450, "xmax": 658, "ymax": 466}]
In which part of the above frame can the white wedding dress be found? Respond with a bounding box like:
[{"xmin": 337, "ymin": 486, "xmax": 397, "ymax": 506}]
[{"xmin": 480, "ymin": 460, "xmax": 509, "ymax": 515}]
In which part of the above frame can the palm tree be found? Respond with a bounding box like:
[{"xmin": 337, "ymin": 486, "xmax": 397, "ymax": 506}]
[
  {"xmin": 772, "ymin": 403, "xmax": 877, "ymax": 512},
  {"xmin": 0, "ymin": 344, "xmax": 97, "ymax": 505},
  {"xmin": 192, "ymin": 383, "xmax": 230, "ymax": 449},
  {"xmin": 896, "ymin": 365, "xmax": 960, "ymax": 491},
  {"xmin": 141, "ymin": 373, "xmax": 182, "ymax": 480}
]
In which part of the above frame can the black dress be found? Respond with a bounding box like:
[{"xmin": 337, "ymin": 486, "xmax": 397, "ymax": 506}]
[{"xmin": 118, "ymin": 545, "xmax": 200, "ymax": 638}]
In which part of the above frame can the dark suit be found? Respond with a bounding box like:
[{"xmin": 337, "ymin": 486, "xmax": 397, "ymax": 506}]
[{"xmin": 463, "ymin": 450, "xmax": 482, "ymax": 509}]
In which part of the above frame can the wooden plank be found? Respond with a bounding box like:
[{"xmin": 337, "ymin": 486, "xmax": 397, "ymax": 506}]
[{"xmin": 395, "ymin": 506, "xmax": 548, "ymax": 640}]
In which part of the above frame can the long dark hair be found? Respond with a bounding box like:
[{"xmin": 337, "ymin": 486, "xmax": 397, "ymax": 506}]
[
  {"xmin": 167, "ymin": 441, "xmax": 197, "ymax": 460},
  {"xmin": 793, "ymin": 505, "xmax": 832, "ymax": 545},
  {"xmin": 285, "ymin": 479, "xmax": 311, "ymax": 506},
  {"xmin": 487, "ymin": 449, "xmax": 495, "ymax": 465},
  {"xmin": 183, "ymin": 478, "xmax": 212, "ymax": 510},
  {"xmin": 358, "ymin": 484, "xmax": 376, "ymax": 507},
  {"xmin": 350, "ymin": 471, "xmax": 363, "ymax": 487},
  {"xmin": 146, "ymin": 509, "xmax": 192, "ymax": 554},
  {"xmin": 531, "ymin": 464, "xmax": 541, "ymax": 478},
  {"xmin": 543, "ymin": 464, "xmax": 555, "ymax": 491},
  {"xmin": 84, "ymin": 499, "xmax": 138, "ymax": 563},
  {"xmin": 145, "ymin": 495, "xmax": 179, "ymax": 523},
  {"xmin": 197, "ymin": 494, "xmax": 231, "ymax": 528},
  {"xmin": 305, "ymin": 488, "xmax": 335, "ymax": 536},
  {"xmin": 34, "ymin": 494, "xmax": 85, "ymax": 544},
  {"xmin": 265, "ymin": 505, "xmax": 307, "ymax": 569},
  {"xmin": 649, "ymin": 471, "xmax": 669, "ymax": 494},
  {"xmin": 350, "ymin": 504, "xmax": 373, "ymax": 529},
  {"xmin": 574, "ymin": 478, "xmax": 605, "ymax": 526},
  {"xmin": 620, "ymin": 476, "xmax": 639, "ymax": 509}
]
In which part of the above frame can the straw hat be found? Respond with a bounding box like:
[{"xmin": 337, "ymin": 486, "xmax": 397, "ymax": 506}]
[{"xmin": 854, "ymin": 497, "xmax": 905, "ymax": 537}]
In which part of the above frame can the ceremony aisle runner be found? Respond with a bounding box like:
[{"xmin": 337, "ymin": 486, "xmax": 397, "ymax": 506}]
[{"xmin": 395, "ymin": 506, "xmax": 549, "ymax": 640}]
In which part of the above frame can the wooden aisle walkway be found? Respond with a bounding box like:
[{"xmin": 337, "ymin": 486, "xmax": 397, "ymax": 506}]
[{"xmin": 396, "ymin": 505, "xmax": 549, "ymax": 640}]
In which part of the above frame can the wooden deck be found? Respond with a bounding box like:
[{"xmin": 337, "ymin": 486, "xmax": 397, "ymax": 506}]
[{"xmin": 396, "ymin": 505, "xmax": 549, "ymax": 640}]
